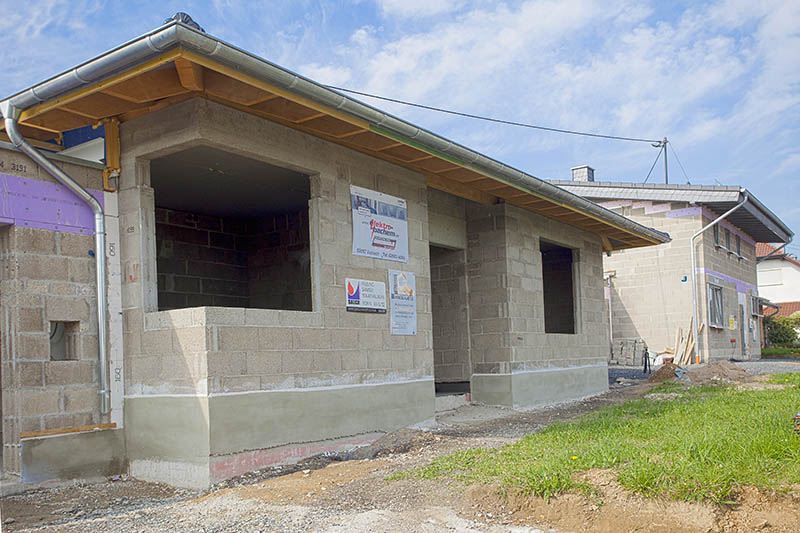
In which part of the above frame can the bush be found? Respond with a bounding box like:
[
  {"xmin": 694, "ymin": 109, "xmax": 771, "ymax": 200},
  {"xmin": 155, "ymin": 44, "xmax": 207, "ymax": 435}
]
[{"xmin": 765, "ymin": 316, "xmax": 800, "ymax": 346}]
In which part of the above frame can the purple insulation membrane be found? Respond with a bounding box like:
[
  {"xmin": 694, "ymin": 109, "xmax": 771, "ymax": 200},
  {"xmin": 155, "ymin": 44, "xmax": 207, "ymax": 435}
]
[{"xmin": 0, "ymin": 173, "xmax": 104, "ymax": 235}]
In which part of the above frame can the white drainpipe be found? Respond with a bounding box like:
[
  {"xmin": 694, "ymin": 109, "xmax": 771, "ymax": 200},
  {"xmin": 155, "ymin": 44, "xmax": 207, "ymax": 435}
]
[{"xmin": 2, "ymin": 103, "xmax": 110, "ymax": 414}]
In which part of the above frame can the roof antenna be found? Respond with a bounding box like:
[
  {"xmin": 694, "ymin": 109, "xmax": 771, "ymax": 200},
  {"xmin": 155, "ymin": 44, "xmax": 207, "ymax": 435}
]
[
  {"xmin": 164, "ymin": 12, "xmax": 205, "ymax": 32},
  {"xmin": 650, "ymin": 137, "xmax": 668, "ymax": 184}
]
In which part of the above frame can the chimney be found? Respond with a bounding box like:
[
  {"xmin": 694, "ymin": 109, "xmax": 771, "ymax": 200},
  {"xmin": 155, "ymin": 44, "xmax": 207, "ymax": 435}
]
[{"xmin": 571, "ymin": 165, "xmax": 594, "ymax": 182}]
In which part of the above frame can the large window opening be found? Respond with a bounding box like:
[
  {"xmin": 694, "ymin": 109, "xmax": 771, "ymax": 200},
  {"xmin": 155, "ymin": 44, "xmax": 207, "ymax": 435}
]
[
  {"xmin": 541, "ymin": 241, "xmax": 576, "ymax": 334},
  {"xmin": 150, "ymin": 146, "xmax": 312, "ymax": 311}
]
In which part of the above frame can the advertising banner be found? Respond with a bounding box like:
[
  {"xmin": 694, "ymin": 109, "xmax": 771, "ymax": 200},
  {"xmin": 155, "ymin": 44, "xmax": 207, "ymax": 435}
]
[
  {"xmin": 345, "ymin": 278, "xmax": 387, "ymax": 313},
  {"xmin": 389, "ymin": 270, "xmax": 417, "ymax": 335},
  {"xmin": 350, "ymin": 185, "xmax": 408, "ymax": 263}
]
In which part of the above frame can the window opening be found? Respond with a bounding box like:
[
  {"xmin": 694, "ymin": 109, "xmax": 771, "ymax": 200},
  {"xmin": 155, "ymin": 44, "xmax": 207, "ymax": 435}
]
[
  {"xmin": 713, "ymin": 225, "xmax": 720, "ymax": 246},
  {"xmin": 50, "ymin": 321, "xmax": 79, "ymax": 361},
  {"xmin": 541, "ymin": 241, "xmax": 576, "ymax": 334},
  {"xmin": 707, "ymin": 284, "xmax": 723, "ymax": 328},
  {"xmin": 150, "ymin": 146, "xmax": 312, "ymax": 311},
  {"xmin": 725, "ymin": 228, "xmax": 731, "ymax": 251},
  {"xmin": 735, "ymin": 234, "xmax": 741, "ymax": 257}
]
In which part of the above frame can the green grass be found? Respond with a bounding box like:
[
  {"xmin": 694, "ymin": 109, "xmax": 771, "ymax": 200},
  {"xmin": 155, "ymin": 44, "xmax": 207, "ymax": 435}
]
[
  {"xmin": 762, "ymin": 347, "xmax": 800, "ymax": 358},
  {"xmin": 397, "ymin": 383, "xmax": 800, "ymax": 503},
  {"xmin": 768, "ymin": 372, "xmax": 800, "ymax": 387}
]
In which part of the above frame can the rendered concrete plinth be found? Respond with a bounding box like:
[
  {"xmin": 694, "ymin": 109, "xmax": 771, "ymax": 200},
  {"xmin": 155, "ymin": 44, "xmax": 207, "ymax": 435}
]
[
  {"xmin": 125, "ymin": 378, "xmax": 435, "ymax": 488},
  {"xmin": 471, "ymin": 363, "xmax": 608, "ymax": 408}
]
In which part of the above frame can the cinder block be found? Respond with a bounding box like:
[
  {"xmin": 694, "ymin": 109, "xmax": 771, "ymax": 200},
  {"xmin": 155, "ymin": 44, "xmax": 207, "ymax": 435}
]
[
  {"xmin": 293, "ymin": 329, "xmax": 331, "ymax": 350},
  {"xmin": 257, "ymin": 328, "xmax": 293, "ymax": 350},
  {"xmin": 43, "ymin": 412, "xmax": 95, "ymax": 431},
  {"xmin": 19, "ymin": 308, "xmax": 44, "ymax": 332},
  {"xmin": 173, "ymin": 327, "xmax": 208, "ymax": 353},
  {"xmin": 45, "ymin": 361, "xmax": 94, "ymax": 386},
  {"xmin": 68, "ymin": 258, "xmax": 93, "ymax": 283},
  {"xmin": 281, "ymin": 351, "xmax": 313, "ymax": 373},
  {"xmin": 59, "ymin": 233, "xmax": 94, "ymax": 257},
  {"xmin": 207, "ymin": 351, "xmax": 246, "ymax": 376},
  {"xmin": 21, "ymin": 389, "xmax": 60, "ymax": 416},
  {"xmin": 141, "ymin": 329, "xmax": 174, "ymax": 355},
  {"xmin": 45, "ymin": 296, "xmax": 90, "ymax": 322},
  {"xmin": 20, "ymin": 362, "xmax": 44, "ymax": 386},
  {"xmin": 16, "ymin": 227, "xmax": 56, "ymax": 254},
  {"xmin": 18, "ymin": 255, "xmax": 70, "ymax": 281},
  {"xmin": 17, "ymin": 334, "xmax": 49, "ymax": 360},
  {"xmin": 245, "ymin": 351, "xmax": 282, "ymax": 374},
  {"xmin": 219, "ymin": 327, "xmax": 259, "ymax": 351},
  {"xmin": 63, "ymin": 387, "xmax": 98, "ymax": 412}
]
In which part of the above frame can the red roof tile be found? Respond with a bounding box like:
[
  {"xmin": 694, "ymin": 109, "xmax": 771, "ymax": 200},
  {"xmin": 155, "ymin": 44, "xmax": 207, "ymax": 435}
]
[
  {"xmin": 775, "ymin": 301, "xmax": 800, "ymax": 318},
  {"xmin": 757, "ymin": 243, "xmax": 800, "ymax": 269}
]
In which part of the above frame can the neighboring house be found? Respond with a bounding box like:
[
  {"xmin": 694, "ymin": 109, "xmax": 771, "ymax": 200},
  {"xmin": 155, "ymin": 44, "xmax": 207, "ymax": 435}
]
[
  {"xmin": 757, "ymin": 243, "xmax": 800, "ymax": 303},
  {"xmin": 0, "ymin": 18, "xmax": 668, "ymax": 488},
  {"xmin": 553, "ymin": 167, "xmax": 793, "ymax": 363}
]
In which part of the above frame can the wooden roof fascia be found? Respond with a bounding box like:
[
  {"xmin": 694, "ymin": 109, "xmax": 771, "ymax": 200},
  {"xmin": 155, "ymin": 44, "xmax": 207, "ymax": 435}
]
[
  {"xmin": 426, "ymin": 173, "xmax": 496, "ymax": 205},
  {"xmin": 17, "ymin": 48, "xmax": 183, "ymax": 124}
]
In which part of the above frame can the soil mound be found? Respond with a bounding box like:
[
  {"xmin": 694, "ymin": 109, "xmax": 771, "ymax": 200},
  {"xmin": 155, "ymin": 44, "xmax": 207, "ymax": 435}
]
[
  {"xmin": 648, "ymin": 363, "xmax": 678, "ymax": 383},
  {"xmin": 685, "ymin": 360, "xmax": 751, "ymax": 384}
]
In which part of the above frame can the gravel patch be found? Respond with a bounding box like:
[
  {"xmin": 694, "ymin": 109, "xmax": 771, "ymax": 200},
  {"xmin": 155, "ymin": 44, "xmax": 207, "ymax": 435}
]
[{"xmin": 733, "ymin": 360, "xmax": 800, "ymax": 375}]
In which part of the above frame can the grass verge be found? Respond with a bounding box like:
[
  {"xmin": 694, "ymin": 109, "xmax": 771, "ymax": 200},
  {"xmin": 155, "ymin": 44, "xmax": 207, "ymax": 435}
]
[
  {"xmin": 762, "ymin": 347, "xmax": 800, "ymax": 358},
  {"xmin": 395, "ymin": 381, "xmax": 800, "ymax": 503}
]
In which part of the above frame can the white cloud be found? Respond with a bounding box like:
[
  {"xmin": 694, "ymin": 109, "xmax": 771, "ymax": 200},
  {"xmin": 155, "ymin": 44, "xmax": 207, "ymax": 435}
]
[
  {"xmin": 374, "ymin": 0, "xmax": 466, "ymax": 19},
  {"xmin": 298, "ymin": 63, "xmax": 352, "ymax": 85}
]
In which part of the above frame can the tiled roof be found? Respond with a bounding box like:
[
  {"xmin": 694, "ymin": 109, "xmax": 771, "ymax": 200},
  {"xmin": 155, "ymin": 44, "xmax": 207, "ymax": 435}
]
[
  {"xmin": 775, "ymin": 301, "xmax": 800, "ymax": 318},
  {"xmin": 758, "ymin": 243, "xmax": 800, "ymax": 269}
]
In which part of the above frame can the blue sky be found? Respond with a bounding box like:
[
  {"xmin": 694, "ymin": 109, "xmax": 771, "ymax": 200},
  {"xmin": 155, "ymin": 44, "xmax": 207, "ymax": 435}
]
[{"xmin": 1, "ymin": 0, "xmax": 798, "ymax": 249}]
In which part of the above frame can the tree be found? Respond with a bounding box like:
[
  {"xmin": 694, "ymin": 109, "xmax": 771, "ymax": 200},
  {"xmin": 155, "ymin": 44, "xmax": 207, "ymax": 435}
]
[{"xmin": 765, "ymin": 316, "xmax": 800, "ymax": 346}]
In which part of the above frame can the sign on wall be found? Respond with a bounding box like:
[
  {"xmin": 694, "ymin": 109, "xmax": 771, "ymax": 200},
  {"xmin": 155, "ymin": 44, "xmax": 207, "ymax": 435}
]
[
  {"xmin": 345, "ymin": 278, "xmax": 387, "ymax": 313},
  {"xmin": 350, "ymin": 185, "xmax": 408, "ymax": 263},
  {"xmin": 389, "ymin": 270, "xmax": 417, "ymax": 335}
]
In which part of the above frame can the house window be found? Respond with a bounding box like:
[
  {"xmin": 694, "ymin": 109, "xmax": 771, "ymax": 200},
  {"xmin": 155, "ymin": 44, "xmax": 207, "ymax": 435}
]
[
  {"xmin": 735, "ymin": 234, "xmax": 741, "ymax": 257},
  {"xmin": 541, "ymin": 241, "xmax": 576, "ymax": 334},
  {"xmin": 725, "ymin": 228, "xmax": 731, "ymax": 251},
  {"xmin": 713, "ymin": 225, "xmax": 720, "ymax": 246},
  {"xmin": 750, "ymin": 296, "xmax": 763, "ymax": 317},
  {"xmin": 707, "ymin": 283, "xmax": 724, "ymax": 328}
]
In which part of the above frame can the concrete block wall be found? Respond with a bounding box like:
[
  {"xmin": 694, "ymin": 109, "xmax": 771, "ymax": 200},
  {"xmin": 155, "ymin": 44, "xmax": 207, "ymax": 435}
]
[
  {"xmin": 697, "ymin": 214, "xmax": 759, "ymax": 360},
  {"xmin": 155, "ymin": 207, "xmax": 250, "ymax": 309},
  {"xmin": 155, "ymin": 207, "xmax": 311, "ymax": 311},
  {"xmin": 117, "ymin": 98, "xmax": 434, "ymax": 485},
  {"xmin": 503, "ymin": 204, "xmax": 609, "ymax": 369},
  {"xmin": 465, "ymin": 202, "xmax": 609, "ymax": 406},
  {"xmin": 602, "ymin": 201, "xmax": 761, "ymax": 361},
  {"xmin": 248, "ymin": 210, "xmax": 311, "ymax": 311},
  {"xmin": 430, "ymin": 246, "xmax": 470, "ymax": 382},
  {"xmin": 0, "ymin": 149, "xmax": 104, "ymax": 475},
  {"xmin": 602, "ymin": 202, "xmax": 700, "ymax": 354}
]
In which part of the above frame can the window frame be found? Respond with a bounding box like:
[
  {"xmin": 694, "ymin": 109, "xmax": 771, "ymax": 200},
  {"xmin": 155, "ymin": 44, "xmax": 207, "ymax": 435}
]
[{"xmin": 707, "ymin": 283, "xmax": 724, "ymax": 329}]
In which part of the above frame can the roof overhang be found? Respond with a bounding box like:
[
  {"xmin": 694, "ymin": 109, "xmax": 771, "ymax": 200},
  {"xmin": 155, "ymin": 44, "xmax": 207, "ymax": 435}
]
[
  {"xmin": 0, "ymin": 21, "xmax": 670, "ymax": 251},
  {"xmin": 554, "ymin": 181, "xmax": 793, "ymax": 244}
]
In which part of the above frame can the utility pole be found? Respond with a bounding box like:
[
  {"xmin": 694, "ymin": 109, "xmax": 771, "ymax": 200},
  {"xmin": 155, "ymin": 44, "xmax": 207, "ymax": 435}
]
[{"xmin": 663, "ymin": 137, "xmax": 668, "ymax": 184}]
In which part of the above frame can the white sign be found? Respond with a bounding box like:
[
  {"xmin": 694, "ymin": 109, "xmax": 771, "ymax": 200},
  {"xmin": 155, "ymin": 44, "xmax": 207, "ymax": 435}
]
[
  {"xmin": 351, "ymin": 185, "xmax": 408, "ymax": 263},
  {"xmin": 345, "ymin": 278, "xmax": 387, "ymax": 313},
  {"xmin": 389, "ymin": 270, "xmax": 417, "ymax": 335}
]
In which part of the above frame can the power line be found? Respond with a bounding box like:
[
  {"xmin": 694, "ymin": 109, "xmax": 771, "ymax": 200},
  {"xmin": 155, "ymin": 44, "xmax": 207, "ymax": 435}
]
[{"xmin": 325, "ymin": 85, "xmax": 662, "ymax": 144}]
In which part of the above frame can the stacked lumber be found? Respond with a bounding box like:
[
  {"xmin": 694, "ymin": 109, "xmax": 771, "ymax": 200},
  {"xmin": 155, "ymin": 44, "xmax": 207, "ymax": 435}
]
[{"xmin": 670, "ymin": 319, "xmax": 705, "ymax": 365}]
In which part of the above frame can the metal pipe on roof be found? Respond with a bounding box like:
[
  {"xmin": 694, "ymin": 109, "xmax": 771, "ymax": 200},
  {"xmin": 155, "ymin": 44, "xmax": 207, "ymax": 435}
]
[
  {"xmin": 690, "ymin": 191, "xmax": 748, "ymax": 364},
  {"xmin": 1, "ymin": 103, "xmax": 110, "ymax": 415}
]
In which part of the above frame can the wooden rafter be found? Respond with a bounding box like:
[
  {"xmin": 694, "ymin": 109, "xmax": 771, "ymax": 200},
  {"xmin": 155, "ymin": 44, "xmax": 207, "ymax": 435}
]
[
  {"xmin": 174, "ymin": 58, "xmax": 204, "ymax": 92},
  {"xmin": 427, "ymin": 173, "xmax": 495, "ymax": 205}
]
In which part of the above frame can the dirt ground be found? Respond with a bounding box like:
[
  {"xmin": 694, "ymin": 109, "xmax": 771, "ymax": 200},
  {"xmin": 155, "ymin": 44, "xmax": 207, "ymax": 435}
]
[{"xmin": 2, "ymin": 361, "xmax": 799, "ymax": 532}]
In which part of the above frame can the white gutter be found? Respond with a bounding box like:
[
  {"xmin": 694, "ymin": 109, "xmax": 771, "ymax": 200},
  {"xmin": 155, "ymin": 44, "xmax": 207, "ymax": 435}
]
[
  {"xmin": 0, "ymin": 21, "xmax": 670, "ymax": 248},
  {"xmin": 0, "ymin": 102, "xmax": 110, "ymax": 414},
  {"xmin": 690, "ymin": 191, "xmax": 748, "ymax": 364}
]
